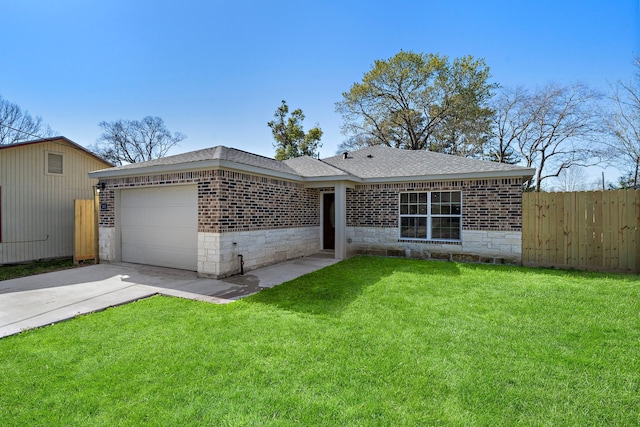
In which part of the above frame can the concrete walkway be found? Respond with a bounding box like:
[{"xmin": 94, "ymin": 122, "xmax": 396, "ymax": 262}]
[{"xmin": 0, "ymin": 253, "xmax": 339, "ymax": 338}]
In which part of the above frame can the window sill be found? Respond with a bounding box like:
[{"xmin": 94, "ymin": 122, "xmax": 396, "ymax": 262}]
[{"xmin": 398, "ymin": 239, "xmax": 462, "ymax": 245}]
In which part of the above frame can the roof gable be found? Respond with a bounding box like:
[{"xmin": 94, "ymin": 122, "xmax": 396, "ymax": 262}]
[{"xmin": 0, "ymin": 136, "xmax": 113, "ymax": 167}]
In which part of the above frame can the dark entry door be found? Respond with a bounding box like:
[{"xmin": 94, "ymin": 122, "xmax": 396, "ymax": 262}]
[{"xmin": 323, "ymin": 193, "xmax": 335, "ymax": 250}]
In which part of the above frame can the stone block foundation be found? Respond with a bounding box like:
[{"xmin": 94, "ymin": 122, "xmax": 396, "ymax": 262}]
[
  {"xmin": 198, "ymin": 227, "xmax": 321, "ymax": 278},
  {"xmin": 98, "ymin": 225, "xmax": 321, "ymax": 278},
  {"xmin": 98, "ymin": 227, "xmax": 117, "ymax": 263},
  {"xmin": 346, "ymin": 227, "xmax": 522, "ymax": 264}
]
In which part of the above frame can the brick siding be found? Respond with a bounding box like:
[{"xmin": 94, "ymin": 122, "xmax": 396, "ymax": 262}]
[
  {"xmin": 346, "ymin": 178, "xmax": 523, "ymax": 231},
  {"xmin": 99, "ymin": 172, "xmax": 522, "ymax": 234},
  {"xmin": 98, "ymin": 169, "xmax": 320, "ymax": 231},
  {"xmin": 98, "ymin": 189, "xmax": 115, "ymax": 227},
  {"xmin": 199, "ymin": 170, "xmax": 319, "ymax": 232}
]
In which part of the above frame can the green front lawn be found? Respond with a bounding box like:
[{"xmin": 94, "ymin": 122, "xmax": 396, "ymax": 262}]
[{"xmin": 1, "ymin": 257, "xmax": 638, "ymax": 426}]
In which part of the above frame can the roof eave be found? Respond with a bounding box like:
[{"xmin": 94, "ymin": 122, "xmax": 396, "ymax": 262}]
[
  {"xmin": 89, "ymin": 159, "xmax": 305, "ymax": 182},
  {"xmin": 358, "ymin": 168, "xmax": 537, "ymax": 183},
  {"xmin": 89, "ymin": 157, "xmax": 535, "ymax": 185},
  {"xmin": 301, "ymin": 174, "xmax": 355, "ymax": 181},
  {"xmin": 302, "ymin": 176, "xmax": 360, "ymax": 188}
]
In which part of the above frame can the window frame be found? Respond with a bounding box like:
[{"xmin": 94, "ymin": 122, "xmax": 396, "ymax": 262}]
[{"xmin": 398, "ymin": 190, "xmax": 462, "ymax": 242}]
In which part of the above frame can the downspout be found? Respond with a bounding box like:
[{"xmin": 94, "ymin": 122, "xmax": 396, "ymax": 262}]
[{"xmin": 238, "ymin": 254, "xmax": 244, "ymax": 275}]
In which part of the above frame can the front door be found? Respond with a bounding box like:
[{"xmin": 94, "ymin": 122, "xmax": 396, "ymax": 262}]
[{"xmin": 323, "ymin": 193, "xmax": 335, "ymax": 250}]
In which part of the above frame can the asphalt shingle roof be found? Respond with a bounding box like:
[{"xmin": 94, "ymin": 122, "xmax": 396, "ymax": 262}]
[
  {"xmin": 90, "ymin": 144, "xmax": 534, "ymax": 181},
  {"xmin": 283, "ymin": 156, "xmax": 349, "ymax": 178},
  {"xmin": 90, "ymin": 146, "xmax": 299, "ymax": 175},
  {"xmin": 321, "ymin": 145, "xmax": 532, "ymax": 179}
]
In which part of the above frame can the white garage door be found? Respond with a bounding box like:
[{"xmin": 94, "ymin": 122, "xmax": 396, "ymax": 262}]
[{"xmin": 121, "ymin": 185, "xmax": 198, "ymax": 271}]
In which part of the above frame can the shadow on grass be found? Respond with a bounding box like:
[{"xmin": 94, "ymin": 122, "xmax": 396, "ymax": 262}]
[
  {"xmin": 245, "ymin": 256, "xmax": 462, "ymax": 317},
  {"xmin": 246, "ymin": 256, "xmax": 638, "ymax": 318}
]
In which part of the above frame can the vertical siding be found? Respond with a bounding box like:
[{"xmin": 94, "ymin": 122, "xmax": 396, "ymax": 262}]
[{"xmin": 0, "ymin": 140, "xmax": 110, "ymax": 264}]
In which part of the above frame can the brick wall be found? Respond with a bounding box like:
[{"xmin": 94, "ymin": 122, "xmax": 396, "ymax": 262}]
[
  {"xmin": 98, "ymin": 189, "xmax": 115, "ymax": 227},
  {"xmin": 199, "ymin": 170, "xmax": 319, "ymax": 232},
  {"xmin": 98, "ymin": 169, "xmax": 320, "ymax": 231},
  {"xmin": 346, "ymin": 178, "xmax": 523, "ymax": 231}
]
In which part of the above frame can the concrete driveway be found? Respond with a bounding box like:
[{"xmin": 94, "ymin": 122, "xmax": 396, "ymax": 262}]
[{"xmin": 0, "ymin": 253, "xmax": 339, "ymax": 338}]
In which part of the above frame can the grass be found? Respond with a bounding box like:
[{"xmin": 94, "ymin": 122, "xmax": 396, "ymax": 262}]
[
  {"xmin": 0, "ymin": 258, "xmax": 75, "ymax": 281},
  {"xmin": 0, "ymin": 256, "xmax": 638, "ymax": 426}
]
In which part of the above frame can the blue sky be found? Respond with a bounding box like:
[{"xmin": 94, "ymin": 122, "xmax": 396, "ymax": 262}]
[{"xmin": 2, "ymin": 0, "xmax": 639, "ymax": 173}]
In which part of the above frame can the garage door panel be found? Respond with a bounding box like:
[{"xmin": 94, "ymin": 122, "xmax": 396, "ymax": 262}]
[
  {"xmin": 133, "ymin": 191, "xmax": 194, "ymax": 207},
  {"xmin": 121, "ymin": 207, "xmax": 194, "ymax": 228},
  {"xmin": 120, "ymin": 186, "xmax": 197, "ymax": 271},
  {"xmin": 121, "ymin": 227, "xmax": 182, "ymax": 247},
  {"xmin": 122, "ymin": 226, "xmax": 195, "ymax": 246},
  {"xmin": 122, "ymin": 244, "xmax": 194, "ymax": 270}
]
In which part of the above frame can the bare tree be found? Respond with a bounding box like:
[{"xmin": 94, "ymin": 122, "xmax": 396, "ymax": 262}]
[
  {"xmin": 92, "ymin": 116, "xmax": 186, "ymax": 166},
  {"xmin": 492, "ymin": 83, "xmax": 604, "ymax": 191},
  {"xmin": 0, "ymin": 95, "xmax": 54, "ymax": 144},
  {"xmin": 551, "ymin": 166, "xmax": 589, "ymax": 192},
  {"xmin": 486, "ymin": 87, "xmax": 530, "ymax": 164},
  {"xmin": 604, "ymin": 57, "xmax": 640, "ymax": 187}
]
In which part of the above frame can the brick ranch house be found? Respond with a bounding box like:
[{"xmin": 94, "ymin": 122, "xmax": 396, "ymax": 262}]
[{"xmin": 89, "ymin": 145, "xmax": 535, "ymax": 278}]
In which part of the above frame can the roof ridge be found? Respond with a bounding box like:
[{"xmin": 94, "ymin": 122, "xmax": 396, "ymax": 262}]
[
  {"xmin": 223, "ymin": 145, "xmax": 279, "ymax": 162},
  {"xmin": 317, "ymin": 157, "xmax": 350, "ymax": 174}
]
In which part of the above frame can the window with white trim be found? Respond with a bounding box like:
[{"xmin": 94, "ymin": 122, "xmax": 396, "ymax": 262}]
[{"xmin": 399, "ymin": 191, "xmax": 462, "ymax": 241}]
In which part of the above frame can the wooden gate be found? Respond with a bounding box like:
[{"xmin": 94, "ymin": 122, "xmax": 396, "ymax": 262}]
[
  {"xmin": 74, "ymin": 198, "xmax": 98, "ymax": 263},
  {"xmin": 522, "ymin": 190, "xmax": 640, "ymax": 273}
]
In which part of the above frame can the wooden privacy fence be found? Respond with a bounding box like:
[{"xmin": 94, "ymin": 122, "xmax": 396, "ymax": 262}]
[
  {"xmin": 522, "ymin": 190, "xmax": 640, "ymax": 273},
  {"xmin": 74, "ymin": 198, "xmax": 98, "ymax": 263}
]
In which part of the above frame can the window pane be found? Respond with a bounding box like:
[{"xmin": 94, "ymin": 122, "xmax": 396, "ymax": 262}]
[
  {"xmin": 441, "ymin": 192, "xmax": 451, "ymax": 202},
  {"xmin": 400, "ymin": 218, "xmax": 413, "ymax": 238},
  {"xmin": 400, "ymin": 193, "xmax": 408, "ymax": 203},
  {"xmin": 409, "ymin": 193, "xmax": 417, "ymax": 203},
  {"xmin": 431, "ymin": 217, "xmax": 461, "ymax": 240},
  {"xmin": 431, "ymin": 218, "xmax": 442, "ymax": 239},
  {"xmin": 431, "ymin": 192, "xmax": 440, "ymax": 203},
  {"xmin": 452, "ymin": 191, "xmax": 461, "ymax": 202},
  {"xmin": 400, "ymin": 205, "xmax": 408, "ymax": 214},
  {"xmin": 418, "ymin": 205, "xmax": 427, "ymax": 215},
  {"xmin": 400, "ymin": 218, "xmax": 411, "ymax": 237},
  {"xmin": 400, "ymin": 217, "xmax": 428, "ymax": 239},
  {"xmin": 409, "ymin": 205, "xmax": 417, "ymax": 214},
  {"xmin": 441, "ymin": 205, "xmax": 451, "ymax": 215},
  {"xmin": 448, "ymin": 217, "xmax": 461, "ymax": 239},
  {"xmin": 452, "ymin": 205, "xmax": 461, "ymax": 215},
  {"xmin": 419, "ymin": 193, "xmax": 427, "ymax": 203},
  {"xmin": 431, "ymin": 204, "xmax": 440, "ymax": 214},
  {"xmin": 417, "ymin": 217, "xmax": 427, "ymax": 238}
]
